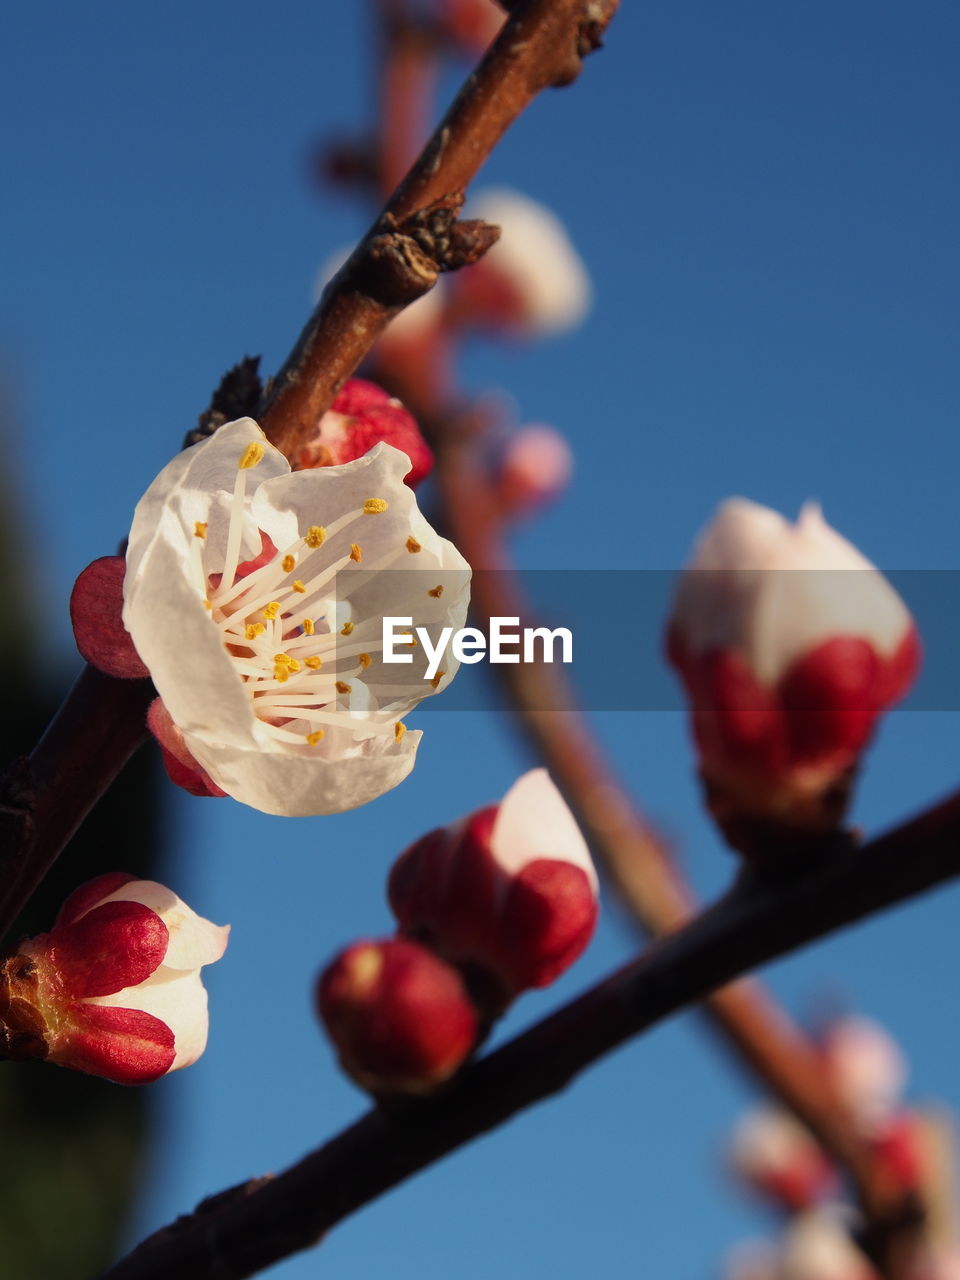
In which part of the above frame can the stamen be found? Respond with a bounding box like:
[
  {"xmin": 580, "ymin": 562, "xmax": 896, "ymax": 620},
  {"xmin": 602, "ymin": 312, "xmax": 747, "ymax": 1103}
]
[
  {"xmin": 305, "ymin": 526, "xmax": 327, "ymax": 548},
  {"xmin": 282, "ymin": 554, "xmax": 296, "ymax": 572},
  {"xmin": 302, "ymin": 618, "xmax": 315, "ymax": 636},
  {"xmin": 336, "ymin": 681, "xmax": 352, "ymax": 695},
  {"xmin": 341, "ymin": 621, "xmax": 354, "ymax": 636},
  {"xmin": 358, "ymin": 653, "xmax": 372, "ymax": 669},
  {"xmin": 238, "ymin": 442, "xmax": 265, "ymax": 470},
  {"xmin": 430, "ymin": 670, "xmax": 445, "ymax": 689},
  {"xmin": 305, "ymin": 656, "xmax": 322, "ymax": 669},
  {"xmin": 363, "ymin": 498, "xmax": 389, "ymax": 514},
  {"xmin": 406, "ymin": 536, "xmax": 421, "ymax": 554},
  {"xmin": 194, "ymin": 522, "xmax": 208, "ymax": 539},
  {"xmin": 428, "ymin": 585, "xmax": 444, "ymax": 598},
  {"xmin": 263, "ymin": 602, "xmax": 281, "ymax": 620},
  {"xmin": 245, "ymin": 623, "xmax": 266, "ymax": 640},
  {"xmin": 306, "ymin": 731, "xmax": 325, "ymax": 746},
  {"xmin": 292, "ymin": 580, "xmax": 306, "ymax": 593},
  {"xmin": 350, "ymin": 544, "xmax": 362, "ymax": 563},
  {"xmin": 395, "ymin": 722, "xmax": 406, "ymax": 741}
]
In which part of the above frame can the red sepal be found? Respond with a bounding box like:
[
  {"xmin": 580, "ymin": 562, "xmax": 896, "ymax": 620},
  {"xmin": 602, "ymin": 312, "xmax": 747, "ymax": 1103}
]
[
  {"xmin": 54, "ymin": 873, "xmax": 137, "ymax": 929},
  {"xmin": 147, "ymin": 699, "xmax": 227, "ymax": 799},
  {"xmin": 70, "ymin": 556, "xmax": 150, "ymax": 679},
  {"xmin": 51, "ymin": 901, "xmax": 168, "ymax": 998},
  {"xmin": 498, "ymin": 859, "xmax": 597, "ymax": 990},
  {"xmin": 58, "ymin": 1003, "xmax": 176, "ymax": 1085}
]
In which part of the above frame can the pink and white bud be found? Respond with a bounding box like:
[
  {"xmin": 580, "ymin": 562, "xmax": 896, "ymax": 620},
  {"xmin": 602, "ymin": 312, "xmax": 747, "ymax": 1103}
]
[
  {"xmin": 439, "ymin": 0, "xmax": 505, "ymax": 55},
  {"xmin": 821, "ymin": 1016, "xmax": 908, "ymax": 1135},
  {"xmin": 317, "ymin": 938, "xmax": 478, "ymax": 1095},
  {"xmin": 731, "ymin": 1106, "xmax": 836, "ymax": 1210},
  {"xmin": 0, "ymin": 874, "xmax": 228, "ymax": 1085},
  {"xmin": 294, "ymin": 378, "xmax": 434, "ymax": 489},
  {"xmin": 451, "ymin": 189, "xmax": 591, "ymax": 339},
  {"xmin": 389, "ymin": 769, "xmax": 598, "ymax": 1010},
  {"xmin": 777, "ymin": 1210, "xmax": 878, "ymax": 1280},
  {"xmin": 497, "ymin": 425, "xmax": 573, "ymax": 517},
  {"xmin": 668, "ymin": 500, "xmax": 919, "ymax": 838}
]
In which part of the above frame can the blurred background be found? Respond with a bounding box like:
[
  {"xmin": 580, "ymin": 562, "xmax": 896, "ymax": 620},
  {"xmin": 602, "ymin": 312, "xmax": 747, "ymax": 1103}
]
[{"xmin": 2, "ymin": 2, "xmax": 959, "ymax": 1276}]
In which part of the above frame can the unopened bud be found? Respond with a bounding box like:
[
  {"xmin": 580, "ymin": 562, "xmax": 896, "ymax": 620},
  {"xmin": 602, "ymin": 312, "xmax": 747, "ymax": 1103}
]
[
  {"xmin": 668, "ymin": 500, "xmax": 919, "ymax": 851},
  {"xmin": 497, "ymin": 425, "xmax": 573, "ymax": 517},
  {"xmin": 821, "ymin": 1015, "xmax": 907, "ymax": 1136},
  {"xmin": 450, "ymin": 189, "xmax": 591, "ymax": 339},
  {"xmin": 0, "ymin": 874, "xmax": 228, "ymax": 1085},
  {"xmin": 730, "ymin": 1106, "xmax": 835, "ymax": 1210},
  {"xmin": 389, "ymin": 769, "xmax": 598, "ymax": 1012},
  {"xmin": 317, "ymin": 938, "xmax": 478, "ymax": 1094},
  {"xmin": 70, "ymin": 556, "xmax": 150, "ymax": 679},
  {"xmin": 295, "ymin": 378, "xmax": 434, "ymax": 488}
]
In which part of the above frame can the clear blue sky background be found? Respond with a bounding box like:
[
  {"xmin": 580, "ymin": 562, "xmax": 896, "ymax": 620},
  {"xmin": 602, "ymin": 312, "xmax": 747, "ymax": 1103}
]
[{"xmin": 3, "ymin": 3, "xmax": 960, "ymax": 1277}]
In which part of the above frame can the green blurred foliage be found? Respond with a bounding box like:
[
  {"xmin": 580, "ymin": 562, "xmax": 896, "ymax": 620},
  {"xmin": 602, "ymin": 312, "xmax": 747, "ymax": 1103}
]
[{"xmin": 0, "ymin": 390, "xmax": 165, "ymax": 1279}]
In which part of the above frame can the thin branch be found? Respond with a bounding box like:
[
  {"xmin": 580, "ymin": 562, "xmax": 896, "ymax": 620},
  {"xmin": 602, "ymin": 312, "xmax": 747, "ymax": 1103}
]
[
  {"xmin": 99, "ymin": 786, "xmax": 960, "ymax": 1280},
  {"xmin": 257, "ymin": 0, "xmax": 619, "ymax": 459}
]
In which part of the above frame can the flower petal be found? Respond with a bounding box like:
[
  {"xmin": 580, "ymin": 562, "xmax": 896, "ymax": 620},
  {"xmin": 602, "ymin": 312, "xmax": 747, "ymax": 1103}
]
[
  {"xmin": 89, "ymin": 966, "xmax": 210, "ymax": 1070},
  {"xmin": 490, "ymin": 769, "xmax": 598, "ymax": 892}
]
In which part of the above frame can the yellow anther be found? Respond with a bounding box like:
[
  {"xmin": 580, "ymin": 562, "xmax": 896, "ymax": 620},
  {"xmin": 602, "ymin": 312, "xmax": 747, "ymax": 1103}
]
[
  {"xmin": 430, "ymin": 670, "xmax": 445, "ymax": 689},
  {"xmin": 245, "ymin": 623, "xmax": 266, "ymax": 640},
  {"xmin": 203, "ymin": 599, "xmax": 212, "ymax": 611},
  {"xmin": 305, "ymin": 525, "xmax": 327, "ymax": 549},
  {"xmin": 306, "ymin": 731, "xmax": 325, "ymax": 746},
  {"xmin": 292, "ymin": 579, "xmax": 306, "ymax": 593},
  {"xmin": 302, "ymin": 618, "xmax": 315, "ymax": 636},
  {"xmin": 341, "ymin": 621, "xmax": 355, "ymax": 636},
  {"xmin": 350, "ymin": 543, "xmax": 362, "ymax": 563},
  {"xmin": 358, "ymin": 653, "xmax": 372, "ymax": 669},
  {"xmin": 401, "ymin": 632, "xmax": 417, "ymax": 647},
  {"xmin": 363, "ymin": 498, "xmax": 389, "ymax": 514},
  {"xmin": 282, "ymin": 554, "xmax": 296, "ymax": 573},
  {"xmin": 428, "ymin": 585, "xmax": 444, "ymax": 598},
  {"xmin": 273, "ymin": 666, "xmax": 290, "ymax": 684},
  {"xmin": 405, "ymin": 536, "xmax": 422, "ymax": 554},
  {"xmin": 274, "ymin": 653, "xmax": 292, "ymax": 666},
  {"xmin": 336, "ymin": 681, "xmax": 352, "ymax": 695},
  {"xmin": 263, "ymin": 602, "xmax": 281, "ymax": 620},
  {"xmin": 194, "ymin": 521, "xmax": 208, "ymax": 539},
  {"xmin": 287, "ymin": 659, "xmax": 301, "ymax": 674},
  {"xmin": 305, "ymin": 656, "xmax": 322, "ymax": 670},
  {"xmin": 238, "ymin": 442, "xmax": 265, "ymax": 470},
  {"xmin": 394, "ymin": 721, "xmax": 407, "ymax": 742}
]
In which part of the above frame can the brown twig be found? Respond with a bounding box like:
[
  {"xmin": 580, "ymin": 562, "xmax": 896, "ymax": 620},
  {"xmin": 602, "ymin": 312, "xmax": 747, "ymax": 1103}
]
[
  {"xmin": 257, "ymin": 0, "xmax": 620, "ymax": 459},
  {"xmin": 0, "ymin": 666, "xmax": 153, "ymax": 941},
  {"xmin": 99, "ymin": 787, "xmax": 960, "ymax": 1280}
]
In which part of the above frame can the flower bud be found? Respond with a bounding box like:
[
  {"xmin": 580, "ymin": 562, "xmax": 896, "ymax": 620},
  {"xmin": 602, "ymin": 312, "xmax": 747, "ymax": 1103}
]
[
  {"xmin": 317, "ymin": 938, "xmax": 478, "ymax": 1095},
  {"xmin": 389, "ymin": 769, "xmax": 598, "ymax": 1011},
  {"xmin": 668, "ymin": 500, "xmax": 919, "ymax": 847},
  {"xmin": 0, "ymin": 875, "xmax": 228, "ymax": 1085},
  {"xmin": 497, "ymin": 425, "xmax": 573, "ymax": 518},
  {"xmin": 821, "ymin": 1016, "xmax": 907, "ymax": 1136},
  {"xmin": 450, "ymin": 189, "xmax": 591, "ymax": 339},
  {"xmin": 439, "ymin": 0, "xmax": 505, "ymax": 56},
  {"xmin": 777, "ymin": 1210, "xmax": 877, "ymax": 1280},
  {"xmin": 294, "ymin": 378, "xmax": 434, "ymax": 488},
  {"xmin": 730, "ymin": 1106, "xmax": 835, "ymax": 1210}
]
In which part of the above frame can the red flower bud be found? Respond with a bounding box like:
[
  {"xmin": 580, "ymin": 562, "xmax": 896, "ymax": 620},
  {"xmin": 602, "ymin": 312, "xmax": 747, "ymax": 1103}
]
[
  {"xmin": 668, "ymin": 501, "xmax": 920, "ymax": 843},
  {"xmin": 1, "ymin": 875, "xmax": 228, "ymax": 1085},
  {"xmin": 730, "ymin": 1106, "xmax": 836, "ymax": 1211},
  {"xmin": 389, "ymin": 770, "xmax": 598, "ymax": 1010},
  {"xmin": 497, "ymin": 425, "xmax": 573, "ymax": 518},
  {"xmin": 295, "ymin": 378, "xmax": 433, "ymax": 488},
  {"xmin": 317, "ymin": 938, "xmax": 478, "ymax": 1095}
]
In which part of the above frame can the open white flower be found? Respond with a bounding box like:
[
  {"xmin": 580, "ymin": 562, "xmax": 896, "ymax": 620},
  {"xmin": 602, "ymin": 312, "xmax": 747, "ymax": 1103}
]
[{"xmin": 123, "ymin": 419, "xmax": 470, "ymax": 816}]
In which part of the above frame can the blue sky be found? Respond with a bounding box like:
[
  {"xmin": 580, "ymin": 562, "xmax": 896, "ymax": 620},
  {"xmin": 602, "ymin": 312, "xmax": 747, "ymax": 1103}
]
[{"xmin": 3, "ymin": 3, "xmax": 960, "ymax": 1277}]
